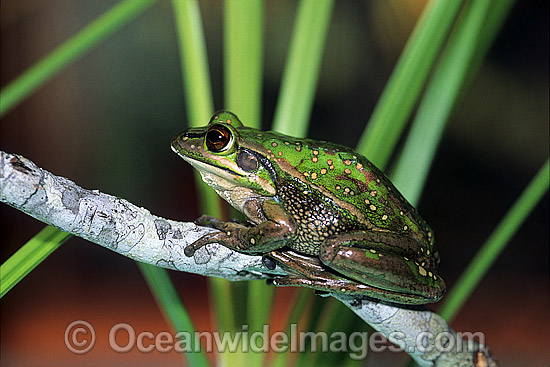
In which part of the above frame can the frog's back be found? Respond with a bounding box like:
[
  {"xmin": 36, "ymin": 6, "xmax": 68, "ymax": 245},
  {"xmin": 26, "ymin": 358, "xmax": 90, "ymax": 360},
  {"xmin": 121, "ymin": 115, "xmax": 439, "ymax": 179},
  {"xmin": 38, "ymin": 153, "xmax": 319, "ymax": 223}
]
[{"xmin": 239, "ymin": 128, "xmax": 434, "ymax": 249}]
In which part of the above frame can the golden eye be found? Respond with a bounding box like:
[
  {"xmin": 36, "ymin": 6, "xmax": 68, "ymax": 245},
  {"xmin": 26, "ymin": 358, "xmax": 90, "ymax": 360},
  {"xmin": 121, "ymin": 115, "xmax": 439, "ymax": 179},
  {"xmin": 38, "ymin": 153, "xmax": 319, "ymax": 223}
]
[{"xmin": 205, "ymin": 124, "xmax": 232, "ymax": 152}]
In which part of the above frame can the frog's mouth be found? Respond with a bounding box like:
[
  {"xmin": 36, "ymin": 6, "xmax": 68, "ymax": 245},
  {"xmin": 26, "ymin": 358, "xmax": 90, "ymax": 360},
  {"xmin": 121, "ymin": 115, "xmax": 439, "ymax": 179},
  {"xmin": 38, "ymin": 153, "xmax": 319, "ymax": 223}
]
[{"xmin": 185, "ymin": 157, "xmax": 245, "ymax": 185}]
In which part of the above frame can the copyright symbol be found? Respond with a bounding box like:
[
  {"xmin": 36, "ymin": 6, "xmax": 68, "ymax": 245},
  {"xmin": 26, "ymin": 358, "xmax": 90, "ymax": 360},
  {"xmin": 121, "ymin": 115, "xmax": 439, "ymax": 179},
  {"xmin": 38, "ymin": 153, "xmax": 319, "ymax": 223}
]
[{"xmin": 64, "ymin": 320, "xmax": 96, "ymax": 354}]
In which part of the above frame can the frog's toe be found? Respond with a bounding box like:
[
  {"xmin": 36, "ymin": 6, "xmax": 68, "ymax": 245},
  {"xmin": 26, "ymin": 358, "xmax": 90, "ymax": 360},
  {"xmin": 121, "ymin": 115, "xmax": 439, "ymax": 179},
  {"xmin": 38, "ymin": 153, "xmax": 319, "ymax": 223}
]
[{"xmin": 194, "ymin": 215, "xmax": 222, "ymax": 228}]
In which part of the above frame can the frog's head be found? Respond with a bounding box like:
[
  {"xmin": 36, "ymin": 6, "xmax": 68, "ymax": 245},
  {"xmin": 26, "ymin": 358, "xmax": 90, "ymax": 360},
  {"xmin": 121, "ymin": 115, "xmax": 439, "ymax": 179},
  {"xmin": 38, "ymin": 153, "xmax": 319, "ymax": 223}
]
[{"xmin": 171, "ymin": 111, "xmax": 277, "ymax": 200}]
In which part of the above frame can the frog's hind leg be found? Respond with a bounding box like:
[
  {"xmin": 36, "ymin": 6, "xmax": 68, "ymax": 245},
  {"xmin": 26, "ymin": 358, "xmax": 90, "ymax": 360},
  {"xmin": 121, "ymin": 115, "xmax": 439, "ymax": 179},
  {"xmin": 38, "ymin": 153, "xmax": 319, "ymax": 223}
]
[
  {"xmin": 318, "ymin": 232, "xmax": 445, "ymax": 303},
  {"xmin": 266, "ymin": 251, "xmax": 425, "ymax": 304}
]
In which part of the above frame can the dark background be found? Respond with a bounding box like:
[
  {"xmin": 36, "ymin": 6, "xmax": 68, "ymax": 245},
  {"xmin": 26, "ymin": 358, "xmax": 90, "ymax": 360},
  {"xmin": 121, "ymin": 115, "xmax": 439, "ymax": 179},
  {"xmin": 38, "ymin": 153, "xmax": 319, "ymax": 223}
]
[{"xmin": 1, "ymin": 1, "xmax": 548, "ymax": 365}]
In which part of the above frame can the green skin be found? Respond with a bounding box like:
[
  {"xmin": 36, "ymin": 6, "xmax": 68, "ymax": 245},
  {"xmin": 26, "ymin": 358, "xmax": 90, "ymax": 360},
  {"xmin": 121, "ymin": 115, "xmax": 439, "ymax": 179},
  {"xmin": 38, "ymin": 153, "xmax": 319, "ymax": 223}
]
[{"xmin": 171, "ymin": 111, "xmax": 445, "ymax": 304}]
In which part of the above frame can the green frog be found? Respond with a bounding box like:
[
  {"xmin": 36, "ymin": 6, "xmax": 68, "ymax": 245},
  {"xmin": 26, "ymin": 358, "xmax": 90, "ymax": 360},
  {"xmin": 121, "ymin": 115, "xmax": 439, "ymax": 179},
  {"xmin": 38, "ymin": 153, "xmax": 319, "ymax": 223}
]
[{"xmin": 171, "ymin": 111, "xmax": 445, "ymax": 304}]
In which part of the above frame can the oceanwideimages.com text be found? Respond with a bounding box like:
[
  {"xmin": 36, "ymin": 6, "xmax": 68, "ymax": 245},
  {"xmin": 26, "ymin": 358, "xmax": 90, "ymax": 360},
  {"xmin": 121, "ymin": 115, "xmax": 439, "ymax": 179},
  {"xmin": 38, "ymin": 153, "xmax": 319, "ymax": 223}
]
[{"xmin": 65, "ymin": 320, "xmax": 485, "ymax": 360}]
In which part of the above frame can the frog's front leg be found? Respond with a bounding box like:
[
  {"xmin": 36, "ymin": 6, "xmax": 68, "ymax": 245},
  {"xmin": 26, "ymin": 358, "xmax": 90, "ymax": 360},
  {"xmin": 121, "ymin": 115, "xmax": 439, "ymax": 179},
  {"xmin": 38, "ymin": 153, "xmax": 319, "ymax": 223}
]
[{"xmin": 184, "ymin": 200, "xmax": 296, "ymax": 256}]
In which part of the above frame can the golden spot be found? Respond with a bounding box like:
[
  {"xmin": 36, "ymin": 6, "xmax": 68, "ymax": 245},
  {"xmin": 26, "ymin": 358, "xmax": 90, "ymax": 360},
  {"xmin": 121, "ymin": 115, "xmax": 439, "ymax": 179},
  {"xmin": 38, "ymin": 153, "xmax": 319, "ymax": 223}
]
[
  {"xmin": 311, "ymin": 172, "xmax": 318, "ymax": 179},
  {"xmin": 364, "ymin": 199, "xmax": 370, "ymax": 205},
  {"xmin": 403, "ymin": 225, "xmax": 408, "ymax": 230},
  {"xmin": 353, "ymin": 155, "xmax": 357, "ymax": 159},
  {"xmin": 399, "ymin": 211, "xmax": 404, "ymax": 216},
  {"xmin": 403, "ymin": 256, "xmax": 409, "ymax": 261},
  {"xmin": 313, "ymin": 150, "xmax": 319, "ymax": 156},
  {"xmin": 335, "ymin": 185, "xmax": 341, "ymax": 190},
  {"xmin": 327, "ymin": 159, "xmax": 333, "ymax": 165},
  {"xmin": 349, "ymin": 191, "xmax": 355, "ymax": 196},
  {"xmin": 278, "ymin": 151, "xmax": 283, "ymax": 156},
  {"xmin": 250, "ymin": 238, "xmax": 256, "ymax": 244},
  {"xmin": 312, "ymin": 157, "xmax": 318, "ymax": 163},
  {"xmin": 369, "ymin": 249, "xmax": 376, "ymax": 253},
  {"xmin": 303, "ymin": 172, "xmax": 309, "ymax": 177},
  {"xmin": 284, "ymin": 141, "xmax": 290, "ymax": 145},
  {"xmin": 376, "ymin": 179, "xmax": 381, "ymax": 183},
  {"xmin": 356, "ymin": 163, "xmax": 363, "ymax": 170},
  {"xmin": 320, "ymin": 168, "xmax": 327, "ymax": 174},
  {"xmin": 226, "ymin": 119, "xmax": 232, "ymax": 124},
  {"xmin": 344, "ymin": 187, "xmax": 350, "ymax": 193},
  {"xmin": 271, "ymin": 142, "xmax": 278, "ymax": 147},
  {"xmin": 382, "ymin": 214, "xmax": 388, "ymax": 220},
  {"xmin": 256, "ymin": 133, "xmax": 263, "ymax": 138},
  {"xmin": 428, "ymin": 232, "xmax": 432, "ymax": 237},
  {"xmin": 343, "ymin": 159, "xmax": 351, "ymax": 166},
  {"xmin": 329, "ymin": 165, "xmax": 335, "ymax": 170},
  {"xmin": 344, "ymin": 168, "xmax": 351, "ymax": 174},
  {"xmin": 420, "ymin": 247, "xmax": 424, "ymax": 252},
  {"xmin": 182, "ymin": 136, "xmax": 189, "ymax": 141},
  {"xmin": 295, "ymin": 146, "xmax": 302, "ymax": 152},
  {"xmin": 267, "ymin": 149, "xmax": 272, "ymax": 154},
  {"xmin": 370, "ymin": 191, "xmax": 377, "ymax": 197},
  {"xmin": 428, "ymin": 271, "xmax": 433, "ymax": 277},
  {"xmin": 226, "ymin": 231, "xmax": 231, "ymax": 236},
  {"xmin": 426, "ymin": 249, "xmax": 430, "ymax": 256},
  {"xmin": 418, "ymin": 266, "xmax": 427, "ymax": 277},
  {"xmin": 190, "ymin": 144, "xmax": 196, "ymax": 149},
  {"xmin": 369, "ymin": 204, "xmax": 376, "ymax": 211}
]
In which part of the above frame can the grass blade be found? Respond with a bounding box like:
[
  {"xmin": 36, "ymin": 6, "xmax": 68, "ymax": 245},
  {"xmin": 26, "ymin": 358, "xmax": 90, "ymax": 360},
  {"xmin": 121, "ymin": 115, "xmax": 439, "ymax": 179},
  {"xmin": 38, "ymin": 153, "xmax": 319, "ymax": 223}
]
[
  {"xmin": 170, "ymin": 4, "xmax": 240, "ymax": 366},
  {"xmin": 272, "ymin": 0, "xmax": 334, "ymax": 136},
  {"xmin": 139, "ymin": 263, "xmax": 210, "ymax": 367},
  {"xmin": 223, "ymin": 3, "xmax": 274, "ymax": 365},
  {"xmin": 171, "ymin": 0, "xmax": 214, "ymax": 125},
  {"xmin": 391, "ymin": 0, "xmax": 516, "ymax": 205},
  {"xmin": 356, "ymin": 0, "xmax": 464, "ymax": 169},
  {"xmin": 1, "ymin": 226, "xmax": 71, "ymax": 298},
  {"xmin": 0, "ymin": 0, "xmax": 157, "ymax": 118},
  {"xmin": 171, "ymin": 0, "xmax": 221, "ymax": 218},
  {"xmin": 224, "ymin": 0, "xmax": 263, "ymax": 126},
  {"xmin": 439, "ymin": 159, "xmax": 550, "ymax": 321}
]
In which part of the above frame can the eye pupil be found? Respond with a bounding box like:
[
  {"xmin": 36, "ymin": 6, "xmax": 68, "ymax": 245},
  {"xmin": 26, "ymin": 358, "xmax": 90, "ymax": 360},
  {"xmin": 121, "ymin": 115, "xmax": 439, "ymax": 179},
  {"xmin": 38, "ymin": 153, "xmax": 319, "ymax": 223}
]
[{"xmin": 206, "ymin": 124, "xmax": 232, "ymax": 152}]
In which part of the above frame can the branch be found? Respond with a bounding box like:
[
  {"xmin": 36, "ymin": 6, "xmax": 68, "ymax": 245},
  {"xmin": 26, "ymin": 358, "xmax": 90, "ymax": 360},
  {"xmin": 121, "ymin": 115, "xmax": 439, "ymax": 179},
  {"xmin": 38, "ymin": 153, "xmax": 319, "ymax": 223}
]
[
  {"xmin": 0, "ymin": 151, "xmax": 268, "ymax": 281},
  {"xmin": 0, "ymin": 151, "xmax": 497, "ymax": 366}
]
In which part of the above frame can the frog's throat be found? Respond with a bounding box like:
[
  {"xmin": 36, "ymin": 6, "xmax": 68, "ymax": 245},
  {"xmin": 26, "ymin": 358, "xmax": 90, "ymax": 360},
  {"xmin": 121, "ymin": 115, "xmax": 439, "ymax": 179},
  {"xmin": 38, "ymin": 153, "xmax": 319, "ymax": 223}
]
[{"xmin": 184, "ymin": 157, "xmax": 276, "ymax": 211}]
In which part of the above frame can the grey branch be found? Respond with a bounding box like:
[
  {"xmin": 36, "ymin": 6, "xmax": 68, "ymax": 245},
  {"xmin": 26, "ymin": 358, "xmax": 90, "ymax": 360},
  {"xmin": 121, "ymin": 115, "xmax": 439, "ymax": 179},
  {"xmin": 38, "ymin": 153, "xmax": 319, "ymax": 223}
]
[
  {"xmin": 0, "ymin": 151, "xmax": 497, "ymax": 367},
  {"xmin": 0, "ymin": 151, "xmax": 266, "ymax": 280}
]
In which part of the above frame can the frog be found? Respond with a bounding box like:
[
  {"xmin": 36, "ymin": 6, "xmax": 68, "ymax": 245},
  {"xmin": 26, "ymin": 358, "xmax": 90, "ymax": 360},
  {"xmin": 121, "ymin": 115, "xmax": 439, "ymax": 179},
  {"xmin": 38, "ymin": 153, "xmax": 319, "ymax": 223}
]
[{"xmin": 171, "ymin": 111, "xmax": 445, "ymax": 304}]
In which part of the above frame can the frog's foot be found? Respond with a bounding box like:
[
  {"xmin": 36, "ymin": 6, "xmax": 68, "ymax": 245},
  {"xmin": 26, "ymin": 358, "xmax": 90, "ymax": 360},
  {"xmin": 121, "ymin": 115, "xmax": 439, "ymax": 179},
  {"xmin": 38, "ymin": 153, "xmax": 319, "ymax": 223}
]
[
  {"xmin": 266, "ymin": 251, "xmax": 371, "ymax": 295},
  {"xmin": 184, "ymin": 232, "xmax": 221, "ymax": 257}
]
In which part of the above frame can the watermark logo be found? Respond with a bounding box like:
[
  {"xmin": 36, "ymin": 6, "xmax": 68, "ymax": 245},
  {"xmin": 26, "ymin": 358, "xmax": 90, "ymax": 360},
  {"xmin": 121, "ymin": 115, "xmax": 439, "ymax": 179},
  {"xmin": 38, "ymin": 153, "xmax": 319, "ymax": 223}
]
[
  {"xmin": 64, "ymin": 321, "xmax": 485, "ymax": 359},
  {"xmin": 64, "ymin": 320, "xmax": 96, "ymax": 354}
]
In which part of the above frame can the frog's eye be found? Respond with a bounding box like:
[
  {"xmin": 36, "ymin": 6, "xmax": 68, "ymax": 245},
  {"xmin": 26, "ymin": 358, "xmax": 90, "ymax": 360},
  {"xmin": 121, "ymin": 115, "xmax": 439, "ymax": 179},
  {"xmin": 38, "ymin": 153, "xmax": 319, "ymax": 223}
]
[{"xmin": 205, "ymin": 124, "xmax": 233, "ymax": 152}]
